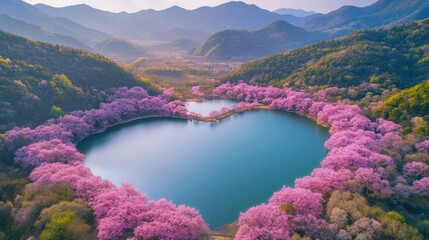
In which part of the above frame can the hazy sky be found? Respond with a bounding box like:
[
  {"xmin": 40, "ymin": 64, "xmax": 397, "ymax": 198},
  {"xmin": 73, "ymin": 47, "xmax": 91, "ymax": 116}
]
[{"xmin": 23, "ymin": 0, "xmax": 378, "ymax": 13}]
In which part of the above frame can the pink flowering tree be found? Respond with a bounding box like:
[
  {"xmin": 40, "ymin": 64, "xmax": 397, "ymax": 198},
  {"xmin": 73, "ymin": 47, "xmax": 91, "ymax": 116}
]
[
  {"xmin": 416, "ymin": 140, "xmax": 429, "ymax": 154},
  {"xmin": 404, "ymin": 162, "xmax": 429, "ymax": 180},
  {"xmin": 413, "ymin": 177, "xmax": 429, "ymax": 196},
  {"xmin": 191, "ymin": 86, "xmax": 204, "ymax": 98},
  {"xmin": 5, "ymin": 83, "xmax": 418, "ymax": 238},
  {"xmin": 4, "ymin": 87, "xmax": 209, "ymax": 239},
  {"xmin": 14, "ymin": 139, "xmax": 84, "ymax": 168}
]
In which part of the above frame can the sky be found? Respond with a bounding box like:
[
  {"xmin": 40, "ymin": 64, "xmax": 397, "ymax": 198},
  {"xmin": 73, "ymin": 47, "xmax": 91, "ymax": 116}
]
[{"xmin": 23, "ymin": 0, "xmax": 378, "ymax": 13}]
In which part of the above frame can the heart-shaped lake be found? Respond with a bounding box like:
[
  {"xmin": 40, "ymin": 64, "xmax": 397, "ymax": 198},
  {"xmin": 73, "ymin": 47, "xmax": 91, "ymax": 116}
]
[{"xmin": 77, "ymin": 100, "xmax": 329, "ymax": 229}]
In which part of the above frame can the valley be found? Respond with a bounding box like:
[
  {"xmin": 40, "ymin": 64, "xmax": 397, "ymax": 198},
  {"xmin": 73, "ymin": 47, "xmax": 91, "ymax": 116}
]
[{"xmin": 0, "ymin": 0, "xmax": 428, "ymax": 239}]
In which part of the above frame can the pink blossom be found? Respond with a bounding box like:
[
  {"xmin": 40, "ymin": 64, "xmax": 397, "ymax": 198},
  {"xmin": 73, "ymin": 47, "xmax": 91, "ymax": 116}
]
[
  {"xmin": 236, "ymin": 204, "xmax": 292, "ymax": 240},
  {"xmin": 412, "ymin": 177, "xmax": 429, "ymax": 196},
  {"xmin": 403, "ymin": 162, "xmax": 429, "ymax": 180},
  {"xmin": 15, "ymin": 139, "xmax": 84, "ymax": 168},
  {"xmin": 416, "ymin": 140, "xmax": 429, "ymax": 154},
  {"xmin": 268, "ymin": 187, "xmax": 324, "ymax": 217},
  {"xmin": 191, "ymin": 86, "xmax": 204, "ymax": 97},
  {"xmin": 375, "ymin": 118, "xmax": 402, "ymax": 135}
]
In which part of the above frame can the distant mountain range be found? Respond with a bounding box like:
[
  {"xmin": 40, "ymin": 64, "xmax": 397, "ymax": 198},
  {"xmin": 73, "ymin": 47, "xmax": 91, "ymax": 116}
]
[
  {"xmin": 0, "ymin": 0, "xmax": 108, "ymax": 45},
  {"xmin": 193, "ymin": 20, "xmax": 327, "ymax": 60},
  {"xmin": 274, "ymin": 8, "xmax": 319, "ymax": 17},
  {"xmin": 34, "ymin": 1, "xmax": 293, "ymax": 42},
  {"xmin": 0, "ymin": 0, "xmax": 428, "ymax": 61},
  {"xmin": 195, "ymin": 0, "xmax": 429, "ymax": 60},
  {"xmin": 0, "ymin": 14, "xmax": 89, "ymax": 49},
  {"xmin": 291, "ymin": 0, "xmax": 429, "ymax": 35}
]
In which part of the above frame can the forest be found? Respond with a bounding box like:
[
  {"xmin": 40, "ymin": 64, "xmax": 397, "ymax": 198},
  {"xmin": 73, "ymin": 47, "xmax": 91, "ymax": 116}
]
[{"xmin": 0, "ymin": 30, "xmax": 155, "ymax": 131}]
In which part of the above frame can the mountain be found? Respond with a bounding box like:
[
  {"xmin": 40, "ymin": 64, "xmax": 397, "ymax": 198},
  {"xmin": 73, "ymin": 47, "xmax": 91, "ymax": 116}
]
[
  {"xmin": 0, "ymin": 14, "xmax": 89, "ymax": 49},
  {"xmin": 35, "ymin": 1, "xmax": 294, "ymax": 42},
  {"xmin": 0, "ymin": 0, "xmax": 109, "ymax": 45},
  {"xmin": 94, "ymin": 39, "xmax": 146, "ymax": 62},
  {"xmin": 224, "ymin": 19, "xmax": 429, "ymax": 90},
  {"xmin": 193, "ymin": 20, "xmax": 328, "ymax": 60},
  {"xmin": 34, "ymin": 3, "xmax": 148, "ymax": 40},
  {"xmin": 193, "ymin": 0, "xmax": 429, "ymax": 60},
  {"xmin": 294, "ymin": 0, "xmax": 429, "ymax": 35},
  {"xmin": 0, "ymin": 30, "xmax": 154, "ymax": 131},
  {"xmin": 164, "ymin": 38, "xmax": 198, "ymax": 51},
  {"xmin": 274, "ymin": 8, "xmax": 318, "ymax": 17}
]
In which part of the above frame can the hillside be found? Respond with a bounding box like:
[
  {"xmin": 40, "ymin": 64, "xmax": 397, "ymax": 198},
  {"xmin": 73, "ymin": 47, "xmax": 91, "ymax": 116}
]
[
  {"xmin": 193, "ymin": 20, "xmax": 327, "ymax": 60},
  {"xmin": 224, "ymin": 19, "xmax": 429, "ymax": 90},
  {"xmin": 164, "ymin": 38, "xmax": 197, "ymax": 50},
  {"xmin": 378, "ymin": 79, "xmax": 429, "ymax": 133},
  {"xmin": 94, "ymin": 39, "xmax": 146, "ymax": 62},
  {"xmin": 0, "ymin": 30, "xmax": 153, "ymax": 131},
  {"xmin": 0, "ymin": 14, "xmax": 89, "ymax": 49},
  {"xmin": 294, "ymin": 0, "xmax": 429, "ymax": 34}
]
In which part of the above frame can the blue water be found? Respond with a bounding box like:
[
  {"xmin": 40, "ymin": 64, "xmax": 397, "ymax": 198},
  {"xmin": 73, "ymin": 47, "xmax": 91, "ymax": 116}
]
[
  {"xmin": 186, "ymin": 99, "xmax": 236, "ymax": 116},
  {"xmin": 78, "ymin": 100, "xmax": 329, "ymax": 229}
]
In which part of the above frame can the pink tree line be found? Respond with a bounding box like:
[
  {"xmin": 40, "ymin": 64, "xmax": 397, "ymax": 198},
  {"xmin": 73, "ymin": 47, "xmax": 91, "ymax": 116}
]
[
  {"xmin": 2, "ymin": 83, "xmax": 428, "ymax": 239},
  {"xmin": 3, "ymin": 87, "xmax": 207, "ymax": 239},
  {"xmin": 212, "ymin": 82, "xmax": 428, "ymax": 239}
]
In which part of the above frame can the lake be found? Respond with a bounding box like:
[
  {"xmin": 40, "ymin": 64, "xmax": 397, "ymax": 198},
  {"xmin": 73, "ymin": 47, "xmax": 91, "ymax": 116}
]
[{"xmin": 78, "ymin": 100, "xmax": 329, "ymax": 229}]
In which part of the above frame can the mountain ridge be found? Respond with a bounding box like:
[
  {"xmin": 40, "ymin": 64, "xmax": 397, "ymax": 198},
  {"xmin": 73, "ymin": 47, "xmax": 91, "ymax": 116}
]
[
  {"xmin": 0, "ymin": 14, "xmax": 89, "ymax": 49},
  {"xmin": 34, "ymin": 1, "xmax": 295, "ymax": 42},
  {"xmin": 0, "ymin": 0, "xmax": 110, "ymax": 45},
  {"xmin": 193, "ymin": 20, "xmax": 328, "ymax": 60},
  {"xmin": 224, "ymin": 18, "xmax": 429, "ymax": 89},
  {"xmin": 0, "ymin": 29, "xmax": 153, "ymax": 131},
  {"xmin": 274, "ymin": 8, "xmax": 318, "ymax": 17},
  {"xmin": 294, "ymin": 0, "xmax": 429, "ymax": 34}
]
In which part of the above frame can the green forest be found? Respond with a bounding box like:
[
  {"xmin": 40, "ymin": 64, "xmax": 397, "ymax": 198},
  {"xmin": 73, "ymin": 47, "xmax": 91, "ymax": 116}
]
[{"xmin": 0, "ymin": 30, "xmax": 155, "ymax": 131}]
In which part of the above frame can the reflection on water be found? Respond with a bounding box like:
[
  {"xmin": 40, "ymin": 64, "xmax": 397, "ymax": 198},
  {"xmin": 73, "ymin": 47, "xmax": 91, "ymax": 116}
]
[{"xmin": 78, "ymin": 100, "xmax": 329, "ymax": 229}]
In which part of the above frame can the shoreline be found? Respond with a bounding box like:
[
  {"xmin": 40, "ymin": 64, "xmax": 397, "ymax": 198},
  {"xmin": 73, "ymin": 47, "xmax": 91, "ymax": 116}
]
[
  {"xmin": 76, "ymin": 103, "xmax": 330, "ymax": 145},
  {"xmin": 76, "ymin": 102, "xmax": 329, "ymax": 235},
  {"xmin": 76, "ymin": 105, "xmax": 272, "ymax": 144}
]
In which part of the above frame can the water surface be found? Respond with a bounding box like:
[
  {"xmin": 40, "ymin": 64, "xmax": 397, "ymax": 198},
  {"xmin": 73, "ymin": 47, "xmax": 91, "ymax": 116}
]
[{"xmin": 78, "ymin": 100, "xmax": 329, "ymax": 229}]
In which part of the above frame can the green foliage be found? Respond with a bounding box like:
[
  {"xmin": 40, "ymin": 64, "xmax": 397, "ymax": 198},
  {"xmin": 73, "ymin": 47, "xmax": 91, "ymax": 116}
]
[
  {"xmin": 386, "ymin": 211, "xmax": 406, "ymax": 223},
  {"xmin": 224, "ymin": 19, "xmax": 429, "ymax": 89},
  {"xmin": 0, "ymin": 201, "xmax": 13, "ymax": 236},
  {"xmin": 416, "ymin": 220, "xmax": 429, "ymax": 237},
  {"xmin": 378, "ymin": 80, "xmax": 429, "ymax": 130},
  {"xmin": 56, "ymin": 74, "xmax": 73, "ymax": 88},
  {"xmin": 327, "ymin": 191, "xmax": 424, "ymax": 239},
  {"xmin": 280, "ymin": 203, "xmax": 296, "ymax": 215},
  {"xmin": 39, "ymin": 210, "xmax": 94, "ymax": 240},
  {"xmin": 0, "ymin": 164, "xmax": 29, "ymax": 202},
  {"xmin": 0, "ymin": 30, "xmax": 156, "ymax": 131},
  {"xmin": 17, "ymin": 183, "xmax": 76, "ymax": 231},
  {"xmin": 10, "ymin": 183, "xmax": 96, "ymax": 239},
  {"xmin": 35, "ymin": 199, "xmax": 95, "ymax": 232},
  {"xmin": 21, "ymin": 183, "xmax": 75, "ymax": 208},
  {"xmin": 50, "ymin": 105, "xmax": 64, "ymax": 119}
]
